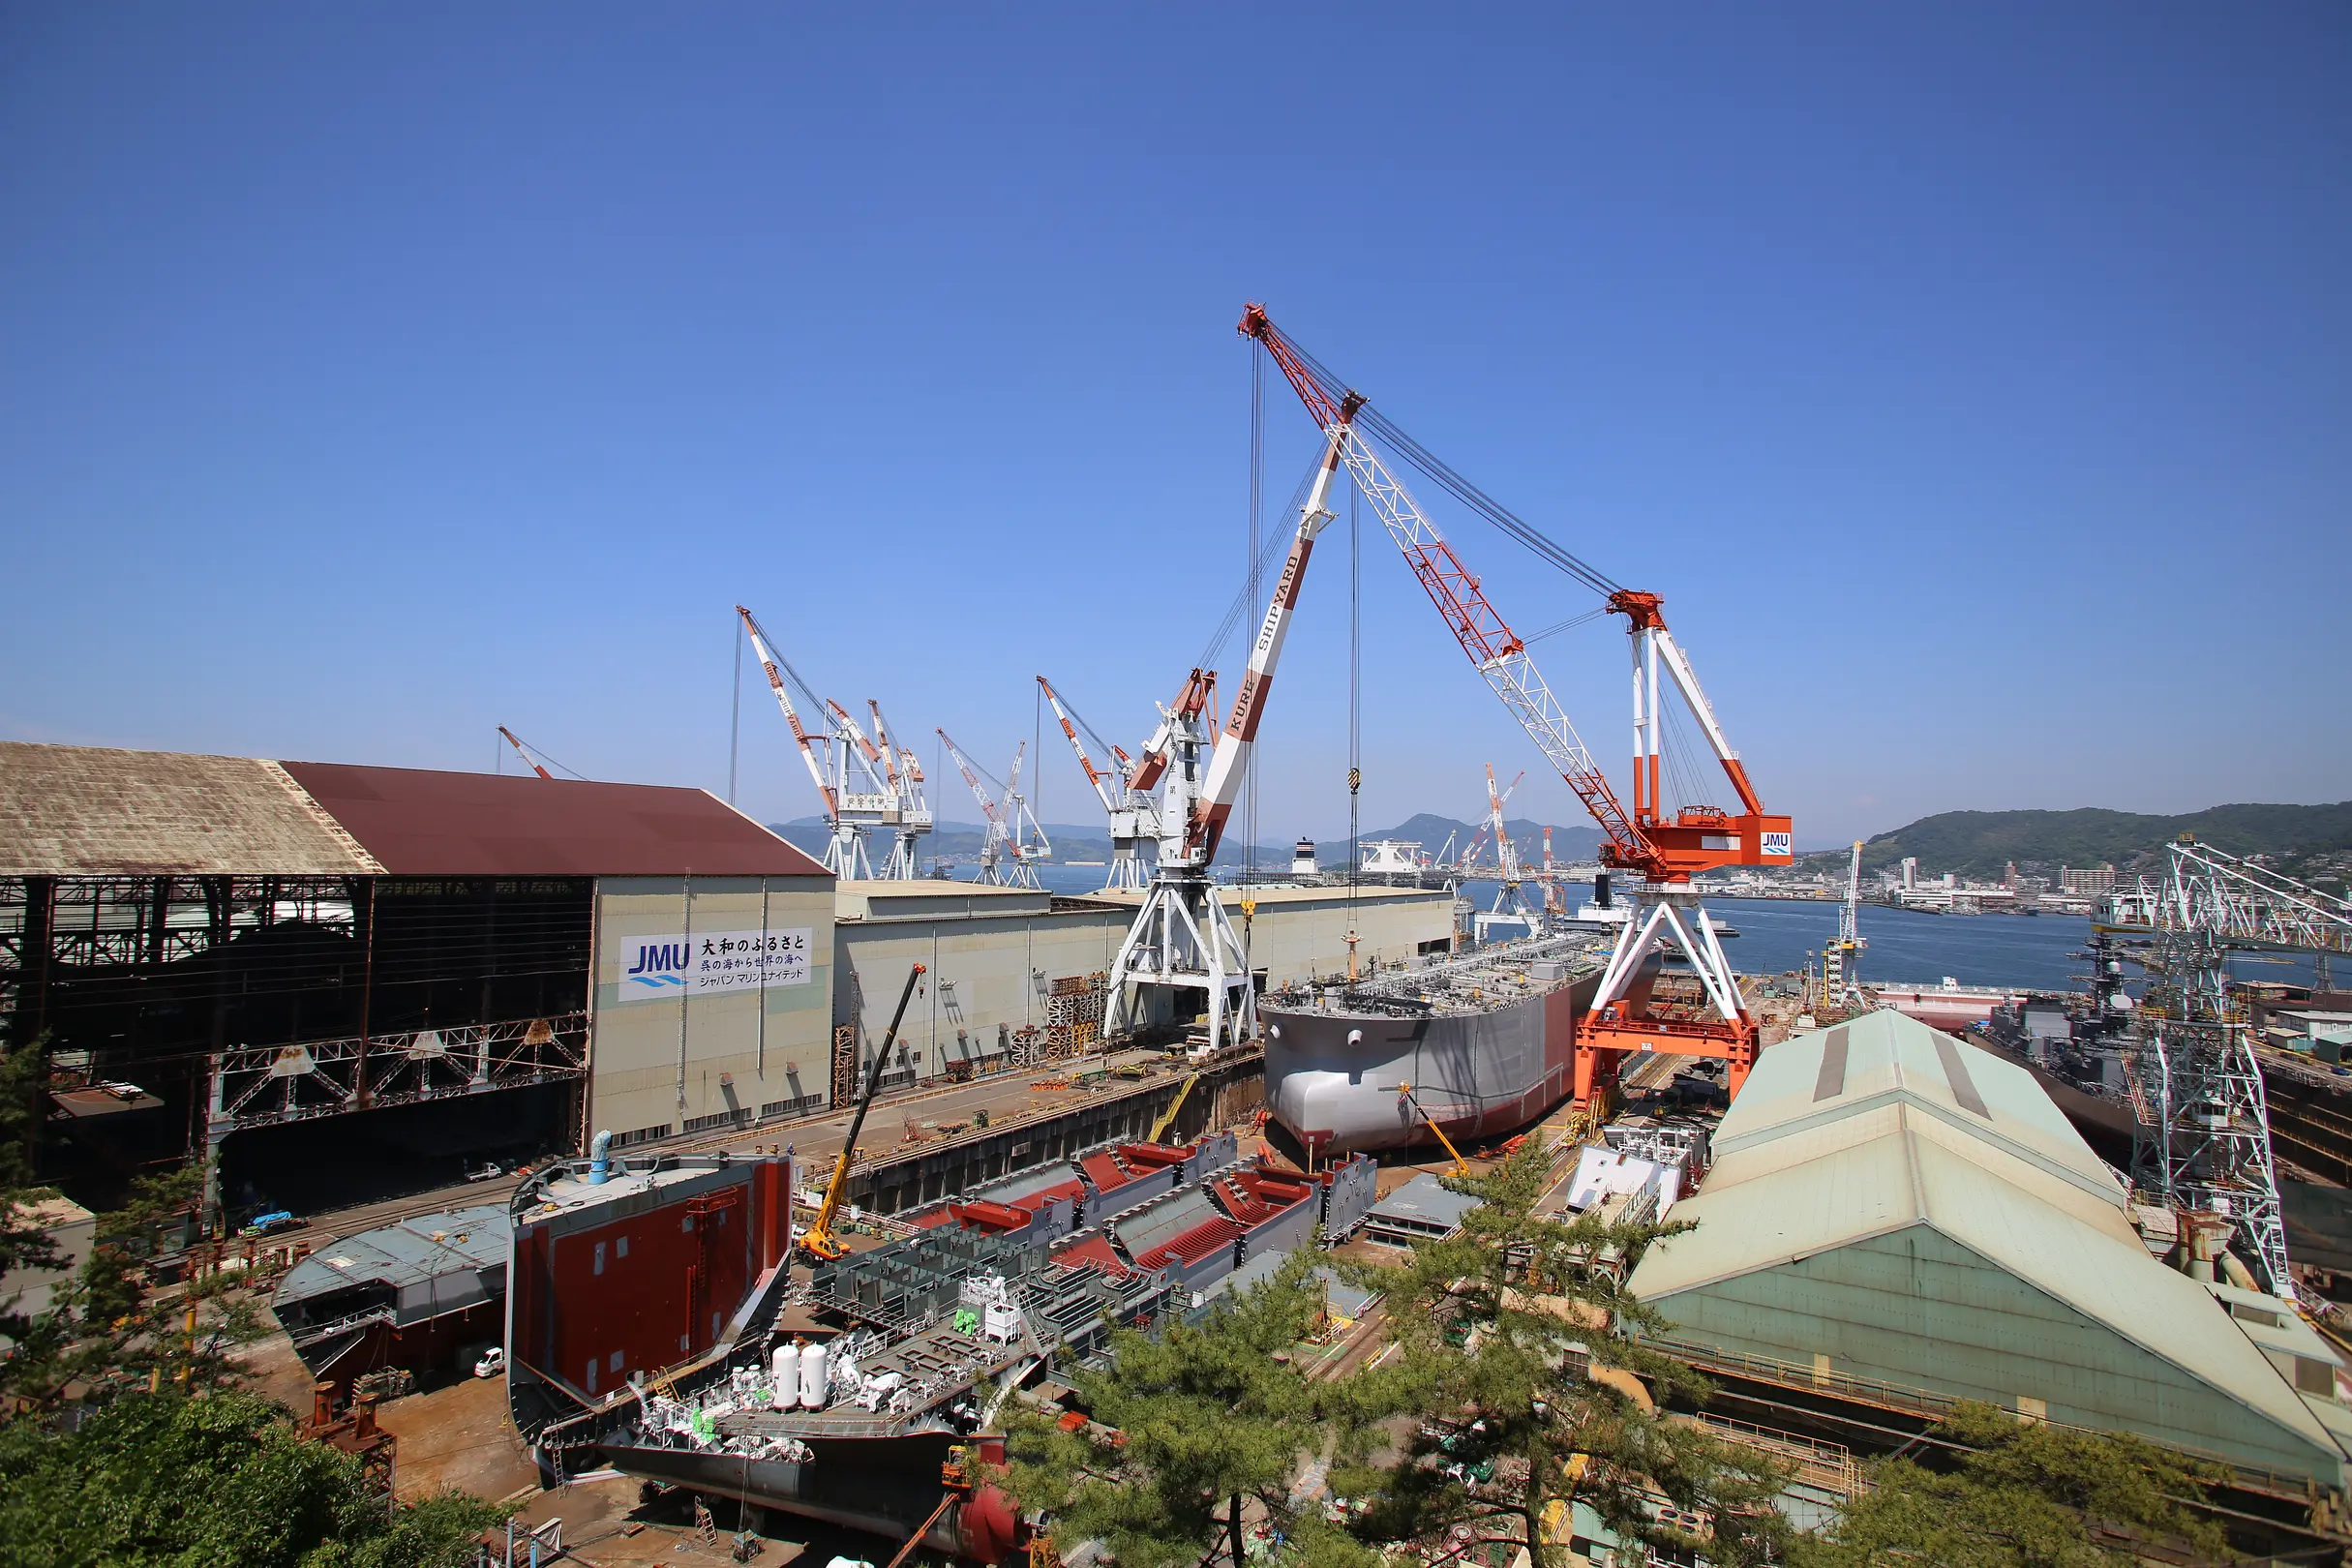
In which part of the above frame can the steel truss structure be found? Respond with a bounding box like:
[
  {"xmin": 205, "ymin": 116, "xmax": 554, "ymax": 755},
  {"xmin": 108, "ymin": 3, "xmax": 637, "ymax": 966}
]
[
  {"xmin": 204, "ymin": 1011, "xmax": 589, "ymax": 1135},
  {"xmin": 2123, "ymin": 841, "xmax": 2352, "ymax": 1297}
]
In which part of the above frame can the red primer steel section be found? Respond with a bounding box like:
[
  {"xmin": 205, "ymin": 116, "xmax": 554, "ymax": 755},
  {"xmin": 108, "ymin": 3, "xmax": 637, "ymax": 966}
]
[
  {"xmin": 1079, "ymin": 1152, "xmax": 1137, "ymax": 1193},
  {"xmin": 511, "ymin": 1165, "xmax": 784, "ymax": 1404},
  {"xmin": 949, "ymin": 1200, "xmax": 1033, "ymax": 1233},
  {"xmin": 1115, "ymin": 1144, "xmax": 1191, "ymax": 1172},
  {"xmin": 281, "ymin": 762, "xmax": 829, "ymax": 878},
  {"xmin": 1051, "ymin": 1234, "xmax": 1133, "ymax": 1279},
  {"xmin": 1135, "ymin": 1217, "xmax": 1243, "ymax": 1270}
]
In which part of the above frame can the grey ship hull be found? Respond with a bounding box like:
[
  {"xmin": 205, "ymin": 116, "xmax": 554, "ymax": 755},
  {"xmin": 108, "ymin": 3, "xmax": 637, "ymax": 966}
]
[{"xmin": 1264, "ymin": 971, "xmax": 1600, "ymax": 1157}]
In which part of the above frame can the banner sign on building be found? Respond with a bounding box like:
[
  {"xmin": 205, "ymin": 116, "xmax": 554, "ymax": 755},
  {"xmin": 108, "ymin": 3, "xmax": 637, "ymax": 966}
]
[{"xmin": 618, "ymin": 928, "xmax": 812, "ymax": 1001}]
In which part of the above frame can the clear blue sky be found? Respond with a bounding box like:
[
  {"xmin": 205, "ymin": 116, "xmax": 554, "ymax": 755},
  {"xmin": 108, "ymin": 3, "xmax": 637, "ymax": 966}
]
[{"xmin": 4, "ymin": 5, "xmax": 2344, "ymax": 849}]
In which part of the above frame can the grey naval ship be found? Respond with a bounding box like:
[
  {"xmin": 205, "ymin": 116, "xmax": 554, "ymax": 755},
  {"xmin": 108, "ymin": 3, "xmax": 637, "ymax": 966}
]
[{"xmin": 1261, "ymin": 933, "xmax": 1609, "ymax": 1159}]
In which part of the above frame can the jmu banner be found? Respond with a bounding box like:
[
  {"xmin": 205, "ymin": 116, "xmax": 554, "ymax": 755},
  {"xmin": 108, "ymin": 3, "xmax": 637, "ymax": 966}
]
[{"xmin": 618, "ymin": 927, "xmax": 812, "ymax": 1001}]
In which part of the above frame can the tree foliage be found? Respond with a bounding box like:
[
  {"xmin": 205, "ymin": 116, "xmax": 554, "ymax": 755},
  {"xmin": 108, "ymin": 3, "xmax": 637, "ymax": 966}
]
[
  {"xmin": 0, "ymin": 1389, "xmax": 504, "ymax": 1568},
  {"xmin": 1790, "ymin": 1401, "xmax": 2229, "ymax": 1568},
  {"xmin": 1331, "ymin": 1137, "xmax": 1791, "ymax": 1568},
  {"xmin": 1003, "ymin": 1250, "xmax": 1374, "ymax": 1568}
]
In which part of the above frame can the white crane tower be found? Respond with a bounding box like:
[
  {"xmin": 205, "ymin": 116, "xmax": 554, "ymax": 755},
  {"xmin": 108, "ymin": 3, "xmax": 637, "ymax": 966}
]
[
  {"xmin": 937, "ymin": 730, "xmax": 1052, "ymax": 890},
  {"xmin": 1039, "ymin": 675, "xmax": 1161, "ymax": 892},
  {"xmin": 1104, "ymin": 389, "xmax": 1351, "ymax": 1057},
  {"xmin": 1820, "ymin": 840, "xmax": 1868, "ymax": 1016},
  {"xmin": 735, "ymin": 604, "xmax": 928, "ymax": 881}
]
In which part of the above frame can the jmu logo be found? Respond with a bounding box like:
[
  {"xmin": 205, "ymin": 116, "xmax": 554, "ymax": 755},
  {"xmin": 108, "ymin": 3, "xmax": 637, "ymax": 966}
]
[
  {"xmin": 1760, "ymin": 831, "xmax": 1794, "ymax": 859},
  {"xmin": 623, "ymin": 940, "xmax": 690, "ymax": 993}
]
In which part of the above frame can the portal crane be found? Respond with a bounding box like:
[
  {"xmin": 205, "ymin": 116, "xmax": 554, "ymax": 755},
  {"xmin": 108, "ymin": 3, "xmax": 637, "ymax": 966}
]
[
  {"xmin": 1040, "ymin": 676, "xmax": 1161, "ymax": 891},
  {"xmin": 737, "ymin": 604, "xmax": 890, "ymax": 881},
  {"xmin": 1105, "ymin": 385, "xmax": 1350, "ymax": 1056},
  {"xmin": 865, "ymin": 701, "xmax": 935, "ymax": 881},
  {"xmin": 1483, "ymin": 766, "xmax": 1538, "ymax": 922},
  {"xmin": 937, "ymin": 730, "xmax": 1051, "ymax": 890},
  {"xmin": 1243, "ymin": 304, "xmax": 1793, "ymax": 1107},
  {"xmin": 1822, "ymin": 841, "xmax": 1867, "ymax": 1017}
]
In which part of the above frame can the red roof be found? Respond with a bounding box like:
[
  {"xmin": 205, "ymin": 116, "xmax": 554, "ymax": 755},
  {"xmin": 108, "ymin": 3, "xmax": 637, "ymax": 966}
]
[{"xmin": 280, "ymin": 763, "xmax": 828, "ymax": 878}]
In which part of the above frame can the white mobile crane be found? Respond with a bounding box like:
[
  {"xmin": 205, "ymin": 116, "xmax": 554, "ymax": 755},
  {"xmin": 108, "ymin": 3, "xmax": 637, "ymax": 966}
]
[
  {"xmin": 1039, "ymin": 675, "xmax": 1161, "ymax": 892},
  {"xmin": 937, "ymin": 730, "xmax": 1051, "ymax": 890}
]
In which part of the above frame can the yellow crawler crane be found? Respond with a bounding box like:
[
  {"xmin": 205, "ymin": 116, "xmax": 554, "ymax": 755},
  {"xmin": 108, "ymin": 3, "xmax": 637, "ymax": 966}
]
[{"xmin": 799, "ymin": 962, "xmax": 926, "ymax": 1260}]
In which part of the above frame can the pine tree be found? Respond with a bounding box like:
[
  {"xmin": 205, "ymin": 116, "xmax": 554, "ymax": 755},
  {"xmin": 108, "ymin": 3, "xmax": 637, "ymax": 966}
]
[
  {"xmin": 1790, "ymin": 1401, "xmax": 2230, "ymax": 1567},
  {"xmin": 1003, "ymin": 1250, "xmax": 1376, "ymax": 1568},
  {"xmin": 1328, "ymin": 1136, "xmax": 1793, "ymax": 1568}
]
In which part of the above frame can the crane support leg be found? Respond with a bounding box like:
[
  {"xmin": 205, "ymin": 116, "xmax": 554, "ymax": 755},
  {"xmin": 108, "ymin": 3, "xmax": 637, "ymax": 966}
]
[{"xmin": 1576, "ymin": 892, "xmax": 1759, "ymax": 1109}]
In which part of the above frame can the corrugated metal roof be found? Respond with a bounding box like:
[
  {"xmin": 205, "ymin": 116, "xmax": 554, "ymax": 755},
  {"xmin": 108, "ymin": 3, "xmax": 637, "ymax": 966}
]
[
  {"xmin": 1365, "ymin": 1173, "xmax": 1485, "ymax": 1230},
  {"xmin": 1629, "ymin": 1012, "xmax": 2337, "ymax": 1460},
  {"xmin": 1711, "ymin": 1008, "xmax": 2119, "ymax": 1206},
  {"xmin": 0, "ymin": 741, "xmax": 827, "ymax": 878},
  {"xmin": 0, "ymin": 743, "xmax": 374, "ymax": 876},
  {"xmin": 284, "ymin": 761, "xmax": 827, "ymax": 877}
]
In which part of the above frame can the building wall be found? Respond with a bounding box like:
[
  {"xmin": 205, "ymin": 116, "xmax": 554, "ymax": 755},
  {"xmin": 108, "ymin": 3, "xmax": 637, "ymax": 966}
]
[
  {"xmin": 833, "ymin": 888, "xmax": 1453, "ymax": 1084},
  {"xmin": 1651, "ymin": 1223, "xmax": 2341, "ymax": 1482},
  {"xmin": 588, "ymin": 875, "xmax": 834, "ymax": 1144}
]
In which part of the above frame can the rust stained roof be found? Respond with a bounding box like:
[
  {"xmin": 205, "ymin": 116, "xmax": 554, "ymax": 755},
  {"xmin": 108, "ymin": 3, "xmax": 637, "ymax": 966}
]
[
  {"xmin": 0, "ymin": 743, "xmax": 372, "ymax": 876},
  {"xmin": 0, "ymin": 741, "xmax": 827, "ymax": 879},
  {"xmin": 281, "ymin": 762, "xmax": 829, "ymax": 878}
]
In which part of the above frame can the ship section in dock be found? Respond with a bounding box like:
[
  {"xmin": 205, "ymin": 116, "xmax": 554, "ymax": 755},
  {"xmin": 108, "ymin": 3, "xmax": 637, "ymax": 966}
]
[
  {"xmin": 1262, "ymin": 936, "xmax": 1608, "ymax": 1158},
  {"xmin": 506, "ymin": 1129, "xmax": 1379, "ymax": 1560}
]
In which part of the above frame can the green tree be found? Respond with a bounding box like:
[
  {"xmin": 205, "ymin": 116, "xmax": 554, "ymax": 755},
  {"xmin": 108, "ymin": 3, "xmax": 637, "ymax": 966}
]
[
  {"xmin": 1332, "ymin": 1137, "xmax": 1791, "ymax": 1568},
  {"xmin": 0, "ymin": 1034, "xmax": 70, "ymax": 1407},
  {"xmin": 1004, "ymin": 1250, "xmax": 1373, "ymax": 1568},
  {"xmin": 0, "ymin": 1388, "xmax": 504, "ymax": 1568},
  {"xmin": 1791, "ymin": 1401, "xmax": 2229, "ymax": 1567}
]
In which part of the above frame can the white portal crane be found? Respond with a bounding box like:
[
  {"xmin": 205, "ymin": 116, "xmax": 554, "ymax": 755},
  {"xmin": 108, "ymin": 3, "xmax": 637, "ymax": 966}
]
[
  {"xmin": 862, "ymin": 700, "xmax": 933, "ymax": 880},
  {"xmin": 938, "ymin": 730, "xmax": 1051, "ymax": 890},
  {"xmin": 1822, "ymin": 841, "xmax": 1867, "ymax": 1015},
  {"xmin": 1483, "ymin": 765, "xmax": 1540, "ymax": 922},
  {"xmin": 735, "ymin": 603, "xmax": 903, "ymax": 881},
  {"xmin": 1105, "ymin": 401, "xmax": 1349, "ymax": 1058},
  {"xmin": 1039, "ymin": 675, "xmax": 1161, "ymax": 891}
]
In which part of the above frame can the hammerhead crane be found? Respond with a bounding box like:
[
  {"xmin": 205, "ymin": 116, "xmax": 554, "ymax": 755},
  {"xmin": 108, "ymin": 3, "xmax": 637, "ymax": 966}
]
[
  {"xmin": 1039, "ymin": 675, "xmax": 1161, "ymax": 892},
  {"xmin": 1105, "ymin": 381, "xmax": 1351, "ymax": 1056},
  {"xmin": 1243, "ymin": 303, "xmax": 1793, "ymax": 1108}
]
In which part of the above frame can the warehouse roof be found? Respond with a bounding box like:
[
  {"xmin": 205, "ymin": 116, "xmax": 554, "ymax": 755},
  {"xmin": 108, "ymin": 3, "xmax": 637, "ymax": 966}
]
[
  {"xmin": 1630, "ymin": 1012, "xmax": 2336, "ymax": 1460},
  {"xmin": 0, "ymin": 743, "xmax": 373, "ymax": 876},
  {"xmin": 0, "ymin": 742, "xmax": 826, "ymax": 879}
]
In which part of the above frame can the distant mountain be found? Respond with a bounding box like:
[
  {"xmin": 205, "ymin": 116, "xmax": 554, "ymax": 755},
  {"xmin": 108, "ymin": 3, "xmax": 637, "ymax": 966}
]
[{"xmin": 1805, "ymin": 802, "xmax": 2352, "ymax": 882}]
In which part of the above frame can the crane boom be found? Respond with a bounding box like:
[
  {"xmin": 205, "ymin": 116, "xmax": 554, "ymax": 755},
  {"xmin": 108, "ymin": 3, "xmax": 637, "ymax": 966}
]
[
  {"xmin": 1038, "ymin": 676, "xmax": 1120, "ymax": 813},
  {"xmin": 800, "ymin": 962, "xmax": 926, "ymax": 1260},
  {"xmin": 498, "ymin": 726, "xmax": 556, "ymax": 780},
  {"xmin": 736, "ymin": 605, "xmax": 840, "ymax": 824}
]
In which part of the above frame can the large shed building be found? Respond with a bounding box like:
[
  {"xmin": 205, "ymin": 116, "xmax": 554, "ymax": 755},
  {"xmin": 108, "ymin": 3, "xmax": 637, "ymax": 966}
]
[
  {"xmin": 1627, "ymin": 1010, "xmax": 2349, "ymax": 1488},
  {"xmin": 0, "ymin": 742, "xmax": 832, "ymax": 1216}
]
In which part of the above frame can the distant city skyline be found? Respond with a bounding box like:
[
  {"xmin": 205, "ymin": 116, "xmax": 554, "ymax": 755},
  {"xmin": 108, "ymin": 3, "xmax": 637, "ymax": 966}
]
[{"xmin": 4, "ymin": 6, "xmax": 2344, "ymax": 847}]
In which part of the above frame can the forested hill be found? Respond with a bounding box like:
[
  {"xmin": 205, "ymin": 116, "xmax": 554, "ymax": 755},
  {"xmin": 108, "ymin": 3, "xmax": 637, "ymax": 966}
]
[{"xmin": 1817, "ymin": 802, "xmax": 2352, "ymax": 882}]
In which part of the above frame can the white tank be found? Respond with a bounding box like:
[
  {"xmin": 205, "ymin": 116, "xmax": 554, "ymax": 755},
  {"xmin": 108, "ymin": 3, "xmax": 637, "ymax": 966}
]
[
  {"xmin": 771, "ymin": 1345, "xmax": 798, "ymax": 1408},
  {"xmin": 799, "ymin": 1341, "xmax": 829, "ymax": 1409}
]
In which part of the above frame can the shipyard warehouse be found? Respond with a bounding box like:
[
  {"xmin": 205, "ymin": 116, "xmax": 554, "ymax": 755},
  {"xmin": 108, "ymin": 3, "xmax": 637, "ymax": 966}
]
[{"xmin": 0, "ymin": 740, "xmax": 1454, "ymax": 1224}]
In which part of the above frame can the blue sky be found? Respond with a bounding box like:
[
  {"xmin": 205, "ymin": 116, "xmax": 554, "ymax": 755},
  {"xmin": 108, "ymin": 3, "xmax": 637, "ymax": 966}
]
[{"xmin": 3, "ymin": 5, "xmax": 2344, "ymax": 849}]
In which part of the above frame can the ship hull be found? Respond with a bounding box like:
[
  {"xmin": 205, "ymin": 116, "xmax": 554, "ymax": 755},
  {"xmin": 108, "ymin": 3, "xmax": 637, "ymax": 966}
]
[{"xmin": 1263, "ymin": 972, "xmax": 1599, "ymax": 1156}]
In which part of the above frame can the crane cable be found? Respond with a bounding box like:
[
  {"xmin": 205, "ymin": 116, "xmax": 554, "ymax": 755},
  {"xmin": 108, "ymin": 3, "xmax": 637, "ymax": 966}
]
[
  {"xmin": 1193, "ymin": 446, "xmax": 1324, "ymax": 675},
  {"xmin": 1263, "ymin": 326, "xmax": 1623, "ymax": 599}
]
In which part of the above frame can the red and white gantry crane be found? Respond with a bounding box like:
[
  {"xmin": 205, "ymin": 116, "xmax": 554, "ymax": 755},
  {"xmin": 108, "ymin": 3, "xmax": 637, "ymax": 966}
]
[{"xmin": 1039, "ymin": 675, "xmax": 1161, "ymax": 892}]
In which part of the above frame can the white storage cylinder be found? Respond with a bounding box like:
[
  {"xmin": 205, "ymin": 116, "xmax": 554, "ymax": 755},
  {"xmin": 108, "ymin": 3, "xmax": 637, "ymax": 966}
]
[
  {"xmin": 771, "ymin": 1345, "xmax": 797, "ymax": 1407},
  {"xmin": 799, "ymin": 1341, "xmax": 829, "ymax": 1409}
]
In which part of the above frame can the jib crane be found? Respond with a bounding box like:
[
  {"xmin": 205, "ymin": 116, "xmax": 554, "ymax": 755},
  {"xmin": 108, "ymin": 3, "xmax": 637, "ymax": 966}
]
[
  {"xmin": 1105, "ymin": 393, "xmax": 1352, "ymax": 1056},
  {"xmin": 1039, "ymin": 675, "xmax": 1161, "ymax": 892},
  {"xmin": 800, "ymin": 962, "xmax": 926, "ymax": 1260},
  {"xmin": 737, "ymin": 604, "xmax": 905, "ymax": 881},
  {"xmin": 1822, "ymin": 841, "xmax": 1867, "ymax": 1017},
  {"xmin": 498, "ymin": 726, "xmax": 558, "ymax": 779},
  {"xmin": 1483, "ymin": 766, "xmax": 1539, "ymax": 923},
  {"xmin": 861, "ymin": 701, "xmax": 935, "ymax": 880},
  {"xmin": 937, "ymin": 730, "xmax": 1051, "ymax": 890},
  {"xmin": 1242, "ymin": 304, "xmax": 1793, "ymax": 1108}
]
